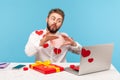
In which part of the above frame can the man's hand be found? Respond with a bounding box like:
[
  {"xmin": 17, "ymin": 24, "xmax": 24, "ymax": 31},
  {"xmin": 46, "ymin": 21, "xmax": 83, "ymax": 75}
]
[
  {"xmin": 61, "ymin": 34, "xmax": 77, "ymax": 47},
  {"xmin": 39, "ymin": 32, "xmax": 58, "ymax": 46}
]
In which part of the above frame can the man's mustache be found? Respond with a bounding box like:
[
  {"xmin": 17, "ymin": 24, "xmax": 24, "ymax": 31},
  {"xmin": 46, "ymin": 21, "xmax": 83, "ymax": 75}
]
[{"xmin": 51, "ymin": 23, "xmax": 56, "ymax": 27}]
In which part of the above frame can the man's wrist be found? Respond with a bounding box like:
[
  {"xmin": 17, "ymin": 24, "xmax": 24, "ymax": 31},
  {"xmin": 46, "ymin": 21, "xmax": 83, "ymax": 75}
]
[
  {"xmin": 71, "ymin": 42, "xmax": 77, "ymax": 46},
  {"xmin": 39, "ymin": 38, "xmax": 46, "ymax": 46}
]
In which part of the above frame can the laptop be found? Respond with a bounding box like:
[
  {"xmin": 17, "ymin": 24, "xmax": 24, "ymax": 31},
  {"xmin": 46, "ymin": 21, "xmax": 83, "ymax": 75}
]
[{"xmin": 65, "ymin": 43, "xmax": 114, "ymax": 75}]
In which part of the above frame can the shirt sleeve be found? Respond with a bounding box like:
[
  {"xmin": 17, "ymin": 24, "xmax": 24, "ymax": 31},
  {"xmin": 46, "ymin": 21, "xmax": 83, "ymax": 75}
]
[
  {"xmin": 25, "ymin": 31, "xmax": 42, "ymax": 56},
  {"xmin": 68, "ymin": 41, "xmax": 82, "ymax": 54}
]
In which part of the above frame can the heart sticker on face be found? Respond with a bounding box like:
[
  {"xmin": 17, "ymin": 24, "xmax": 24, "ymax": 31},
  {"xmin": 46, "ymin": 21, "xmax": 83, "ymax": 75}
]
[
  {"xmin": 43, "ymin": 43, "xmax": 49, "ymax": 48},
  {"xmin": 53, "ymin": 48, "xmax": 61, "ymax": 54},
  {"xmin": 35, "ymin": 30, "xmax": 43, "ymax": 35},
  {"xmin": 81, "ymin": 48, "xmax": 91, "ymax": 57},
  {"xmin": 88, "ymin": 58, "xmax": 94, "ymax": 63}
]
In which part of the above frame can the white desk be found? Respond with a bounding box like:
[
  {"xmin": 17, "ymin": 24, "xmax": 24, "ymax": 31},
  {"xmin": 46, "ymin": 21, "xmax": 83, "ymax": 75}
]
[{"xmin": 0, "ymin": 63, "xmax": 120, "ymax": 80}]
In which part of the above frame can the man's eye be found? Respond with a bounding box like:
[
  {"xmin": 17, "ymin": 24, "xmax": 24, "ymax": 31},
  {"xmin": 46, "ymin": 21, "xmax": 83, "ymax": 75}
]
[
  {"xmin": 58, "ymin": 20, "xmax": 62, "ymax": 23},
  {"xmin": 52, "ymin": 18, "xmax": 55, "ymax": 20},
  {"xmin": 51, "ymin": 17, "xmax": 55, "ymax": 20}
]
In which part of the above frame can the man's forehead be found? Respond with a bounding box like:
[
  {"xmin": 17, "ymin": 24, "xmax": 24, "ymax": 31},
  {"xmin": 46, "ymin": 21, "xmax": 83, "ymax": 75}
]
[{"xmin": 49, "ymin": 13, "xmax": 63, "ymax": 19}]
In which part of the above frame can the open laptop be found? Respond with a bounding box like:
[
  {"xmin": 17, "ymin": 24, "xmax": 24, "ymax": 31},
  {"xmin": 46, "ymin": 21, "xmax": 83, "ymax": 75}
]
[{"xmin": 65, "ymin": 43, "xmax": 114, "ymax": 75}]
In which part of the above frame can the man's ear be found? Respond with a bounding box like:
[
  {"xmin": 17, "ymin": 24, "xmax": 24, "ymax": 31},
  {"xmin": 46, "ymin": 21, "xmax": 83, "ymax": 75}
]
[{"xmin": 46, "ymin": 18, "xmax": 48, "ymax": 23}]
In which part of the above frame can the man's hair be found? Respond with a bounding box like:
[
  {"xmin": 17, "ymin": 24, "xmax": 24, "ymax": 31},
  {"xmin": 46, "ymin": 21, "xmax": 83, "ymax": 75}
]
[{"xmin": 48, "ymin": 8, "xmax": 65, "ymax": 21}]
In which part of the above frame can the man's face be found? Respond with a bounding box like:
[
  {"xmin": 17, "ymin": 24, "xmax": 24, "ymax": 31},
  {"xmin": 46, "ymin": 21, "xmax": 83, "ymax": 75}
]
[{"xmin": 46, "ymin": 13, "xmax": 63, "ymax": 33}]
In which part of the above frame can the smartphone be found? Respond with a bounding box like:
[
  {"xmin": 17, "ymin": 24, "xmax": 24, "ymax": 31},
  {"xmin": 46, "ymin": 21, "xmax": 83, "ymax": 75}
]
[{"xmin": 12, "ymin": 64, "xmax": 26, "ymax": 69}]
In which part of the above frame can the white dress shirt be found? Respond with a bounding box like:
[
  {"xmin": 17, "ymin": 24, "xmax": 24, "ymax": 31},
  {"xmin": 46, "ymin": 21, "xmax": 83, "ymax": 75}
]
[{"xmin": 25, "ymin": 29, "xmax": 82, "ymax": 63}]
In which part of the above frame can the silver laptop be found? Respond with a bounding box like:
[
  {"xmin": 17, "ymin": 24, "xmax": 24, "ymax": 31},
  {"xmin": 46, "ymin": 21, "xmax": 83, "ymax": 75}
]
[{"xmin": 65, "ymin": 43, "xmax": 114, "ymax": 75}]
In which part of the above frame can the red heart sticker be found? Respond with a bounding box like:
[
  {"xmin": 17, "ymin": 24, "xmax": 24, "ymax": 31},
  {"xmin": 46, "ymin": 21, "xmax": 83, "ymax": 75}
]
[
  {"xmin": 88, "ymin": 58, "xmax": 94, "ymax": 63},
  {"xmin": 81, "ymin": 48, "xmax": 91, "ymax": 57},
  {"xmin": 54, "ymin": 48, "xmax": 61, "ymax": 54},
  {"xmin": 35, "ymin": 30, "xmax": 43, "ymax": 35},
  {"xmin": 43, "ymin": 43, "xmax": 49, "ymax": 48}
]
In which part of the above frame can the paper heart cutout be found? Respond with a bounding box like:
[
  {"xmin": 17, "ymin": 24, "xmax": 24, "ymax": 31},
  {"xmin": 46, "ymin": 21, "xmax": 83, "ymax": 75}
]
[
  {"xmin": 35, "ymin": 30, "xmax": 43, "ymax": 35},
  {"xmin": 53, "ymin": 48, "xmax": 61, "ymax": 54},
  {"xmin": 43, "ymin": 43, "xmax": 49, "ymax": 48},
  {"xmin": 81, "ymin": 48, "xmax": 91, "ymax": 57},
  {"xmin": 74, "ymin": 66, "xmax": 80, "ymax": 71},
  {"xmin": 70, "ymin": 65, "xmax": 75, "ymax": 68},
  {"xmin": 88, "ymin": 58, "xmax": 94, "ymax": 63},
  {"xmin": 70, "ymin": 65, "xmax": 80, "ymax": 71}
]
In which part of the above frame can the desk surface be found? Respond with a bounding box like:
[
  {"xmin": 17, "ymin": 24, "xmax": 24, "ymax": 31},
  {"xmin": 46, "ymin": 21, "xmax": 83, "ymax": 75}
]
[{"xmin": 0, "ymin": 63, "xmax": 120, "ymax": 80}]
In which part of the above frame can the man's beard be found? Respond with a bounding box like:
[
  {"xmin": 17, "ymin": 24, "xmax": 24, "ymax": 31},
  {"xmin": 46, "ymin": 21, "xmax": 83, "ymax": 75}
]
[{"xmin": 47, "ymin": 23, "xmax": 60, "ymax": 34}]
